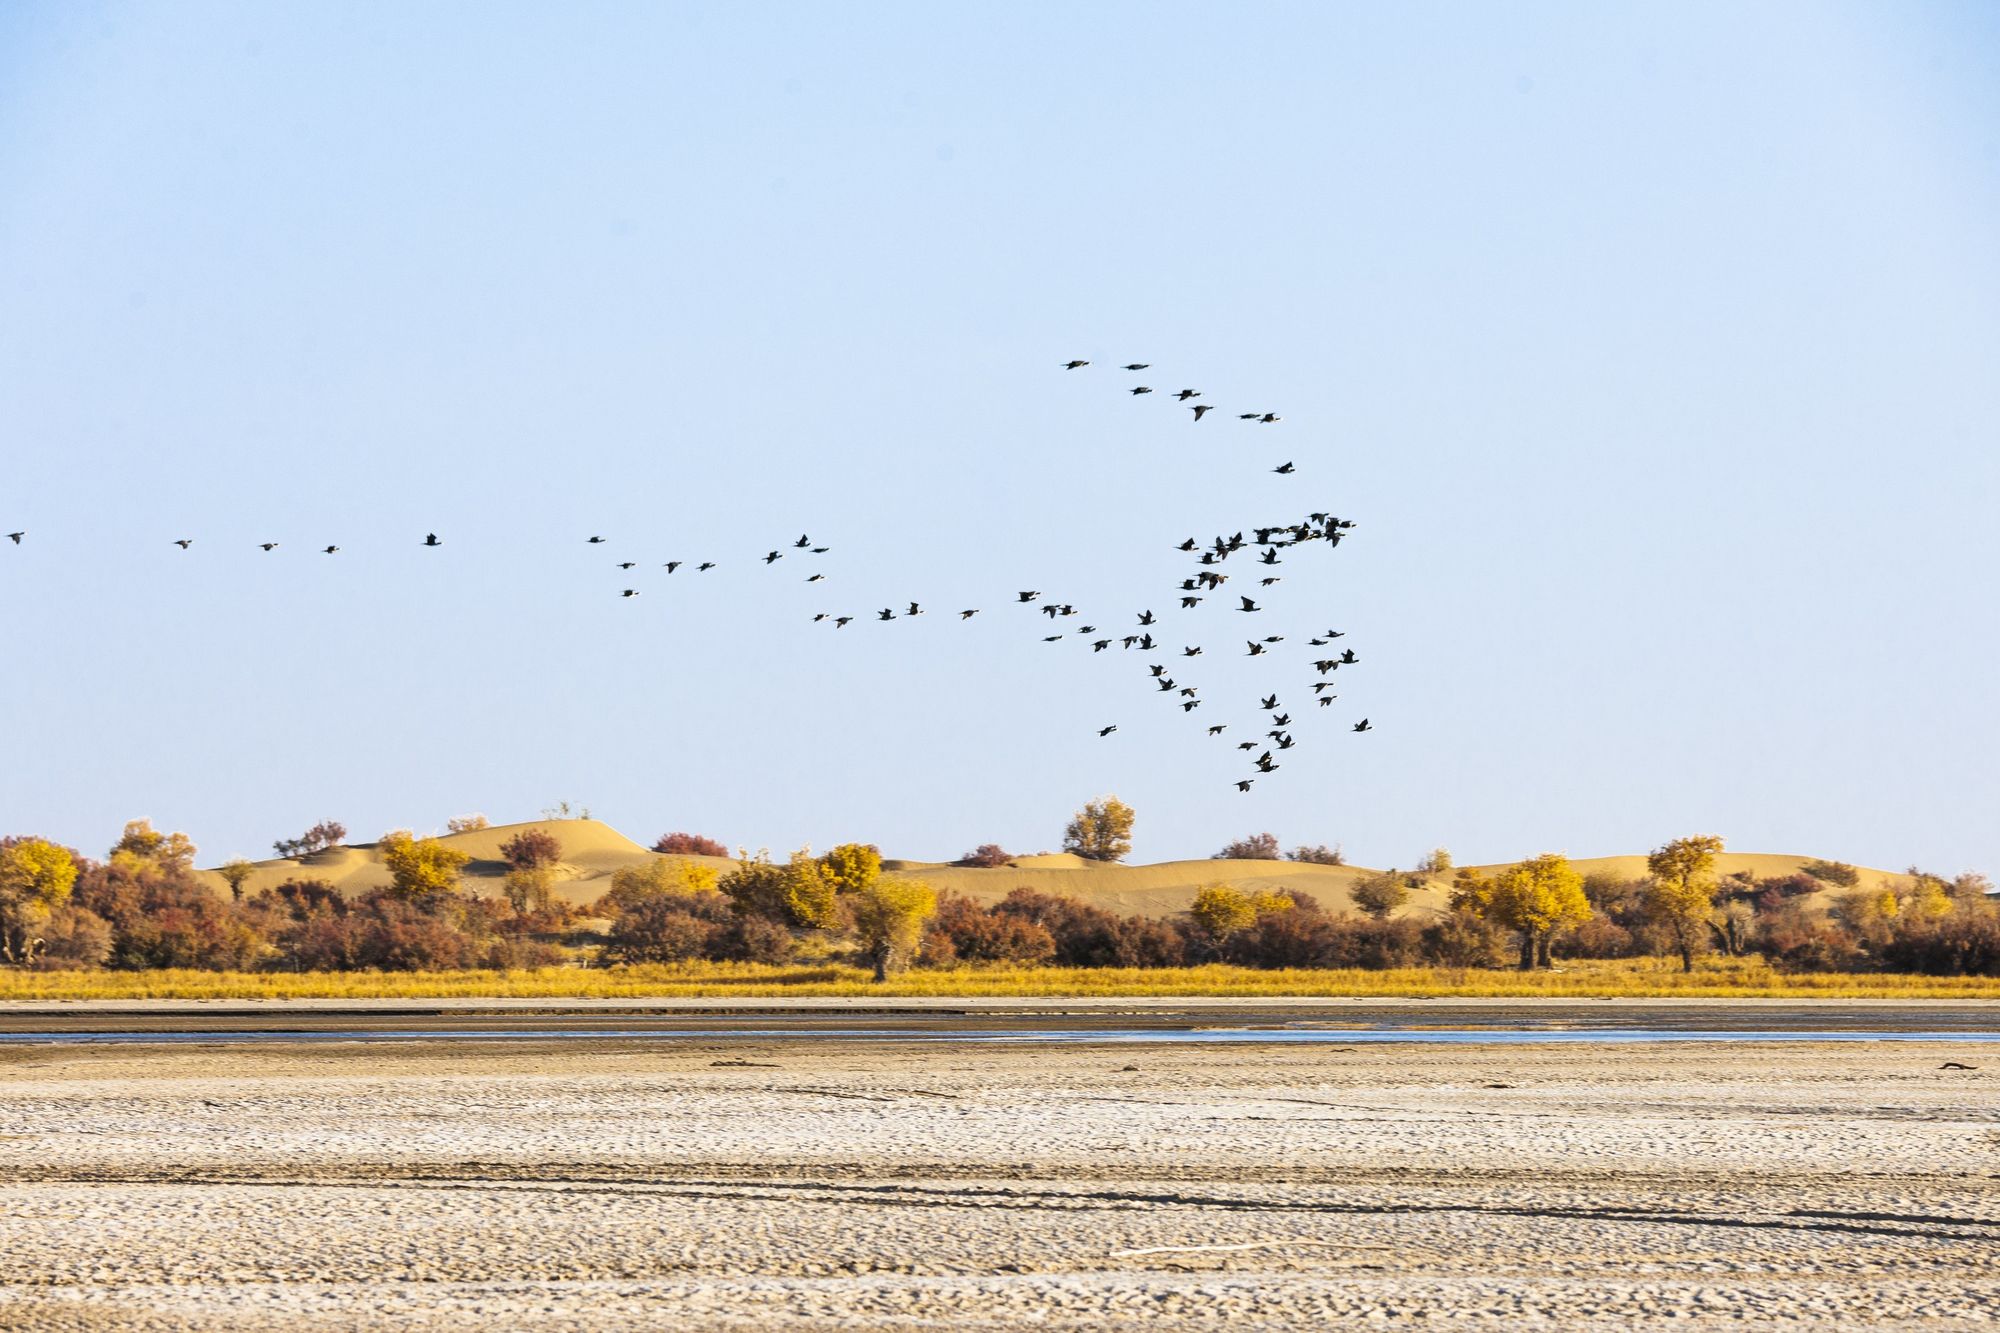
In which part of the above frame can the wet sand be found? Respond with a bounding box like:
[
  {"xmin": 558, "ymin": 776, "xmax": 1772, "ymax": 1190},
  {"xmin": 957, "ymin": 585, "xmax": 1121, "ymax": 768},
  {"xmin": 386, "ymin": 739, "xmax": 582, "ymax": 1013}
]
[{"xmin": 1, "ymin": 1030, "xmax": 1996, "ymax": 1329}]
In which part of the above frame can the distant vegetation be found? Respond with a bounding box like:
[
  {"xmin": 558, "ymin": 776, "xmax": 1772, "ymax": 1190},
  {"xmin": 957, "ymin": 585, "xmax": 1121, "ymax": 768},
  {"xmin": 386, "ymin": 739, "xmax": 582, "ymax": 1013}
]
[
  {"xmin": 1063, "ymin": 797, "xmax": 1135, "ymax": 862},
  {"xmin": 0, "ymin": 820, "xmax": 1993, "ymax": 987},
  {"xmin": 271, "ymin": 820, "xmax": 346, "ymax": 861},
  {"xmin": 653, "ymin": 832, "xmax": 729, "ymax": 856}
]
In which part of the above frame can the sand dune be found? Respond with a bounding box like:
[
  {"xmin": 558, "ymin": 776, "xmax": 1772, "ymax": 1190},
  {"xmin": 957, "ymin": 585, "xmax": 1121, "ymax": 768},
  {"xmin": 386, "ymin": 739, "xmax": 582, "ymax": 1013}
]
[{"xmin": 195, "ymin": 820, "xmax": 1909, "ymax": 920}]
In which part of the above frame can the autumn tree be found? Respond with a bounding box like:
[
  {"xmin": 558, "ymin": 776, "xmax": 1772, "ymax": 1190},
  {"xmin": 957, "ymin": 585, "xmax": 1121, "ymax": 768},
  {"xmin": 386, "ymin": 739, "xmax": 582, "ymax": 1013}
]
[
  {"xmin": 1287, "ymin": 843, "xmax": 1346, "ymax": 866},
  {"xmin": 1216, "ymin": 832, "xmax": 1281, "ymax": 860},
  {"xmin": 1063, "ymin": 797, "xmax": 1135, "ymax": 863},
  {"xmin": 596, "ymin": 857, "xmax": 722, "ymax": 916},
  {"xmin": 0, "ymin": 837, "xmax": 80, "ymax": 965},
  {"xmin": 113, "ymin": 820, "xmax": 197, "ymax": 873},
  {"xmin": 273, "ymin": 820, "xmax": 347, "ymax": 860},
  {"xmin": 850, "ymin": 879, "xmax": 937, "ymax": 981},
  {"xmin": 955, "ymin": 844, "xmax": 1015, "ymax": 868},
  {"xmin": 719, "ymin": 849, "xmax": 842, "ymax": 930},
  {"xmin": 445, "ymin": 814, "xmax": 490, "ymax": 835},
  {"xmin": 819, "ymin": 843, "xmax": 882, "ymax": 897},
  {"xmin": 1415, "ymin": 847, "xmax": 1454, "ymax": 876},
  {"xmin": 218, "ymin": 858, "xmax": 257, "ymax": 903},
  {"xmin": 1188, "ymin": 885, "xmax": 1259, "ymax": 946},
  {"xmin": 1643, "ymin": 835, "xmax": 1725, "ymax": 972},
  {"xmin": 1452, "ymin": 854, "xmax": 1591, "ymax": 970},
  {"xmin": 1798, "ymin": 859, "xmax": 1859, "ymax": 888},
  {"xmin": 377, "ymin": 830, "xmax": 470, "ymax": 899}
]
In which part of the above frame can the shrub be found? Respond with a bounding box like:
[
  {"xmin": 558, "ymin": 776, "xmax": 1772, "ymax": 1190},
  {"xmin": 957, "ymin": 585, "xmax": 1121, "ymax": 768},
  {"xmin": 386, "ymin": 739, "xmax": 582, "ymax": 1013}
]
[
  {"xmin": 29, "ymin": 905, "xmax": 111, "ymax": 970},
  {"xmin": 1415, "ymin": 847, "xmax": 1454, "ymax": 876},
  {"xmin": 719, "ymin": 850, "xmax": 842, "ymax": 929},
  {"xmin": 216, "ymin": 858, "xmax": 257, "ymax": 902},
  {"xmin": 1216, "ymin": 833, "xmax": 1281, "ymax": 861},
  {"xmin": 991, "ymin": 889, "xmax": 1125, "ymax": 967},
  {"xmin": 1799, "ymin": 859, "xmax": 1860, "ymax": 888},
  {"xmin": 503, "ymin": 867, "xmax": 556, "ymax": 914},
  {"xmin": 820, "ymin": 843, "xmax": 883, "ymax": 896},
  {"xmin": 1188, "ymin": 886, "xmax": 1259, "ymax": 949},
  {"xmin": 1420, "ymin": 912, "xmax": 1508, "ymax": 968},
  {"xmin": 603, "ymin": 900, "xmax": 714, "ymax": 964},
  {"xmin": 499, "ymin": 829, "xmax": 563, "ymax": 871},
  {"xmin": 955, "ymin": 844, "xmax": 1015, "ymax": 868},
  {"xmin": 377, "ymin": 831, "xmax": 470, "ymax": 899},
  {"xmin": 1754, "ymin": 903, "xmax": 1866, "ymax": 972},
  {"xmin": 1287, "ymin": 844, "xmax": 1346, "ymax": 866},
  {"xmin": 654, "ymin": 832, "xmax": 729, "ymax": 857},
  {"xmin": 595, "ymin": 858, "xmax": 722, "ymax": 916},
  {"xmin": 1563, "ymin": 915, "xmax": 1638, "ymax": 959},
  {"xmin": 445, "ymin": 815, "xmax": 490, "ymax": 835},
  {"xmin": 1349, "ymin": 870, "xmax": 1410, "ymax": 920},
  {"xmin": 1110, "ymin": 916, "xmax": 1188, "ymax": 967},
  {"xmin": 1879, "ymin": 910, "xmax": 2000, "ymax": 977},
  {"xmin": 0, "ymin": 836, "xmax": 81, "ymax": 965},
  {"xmin": 1063, "ymin": 796, "xmax": 1135, "ymax": 863},
  {"xmin": 705, "ymin": 915, "xmax": 795, "ymax": 964},
  {"xmin": 112, "ymin": 820, "xmax": 198, "ymax": 873},
  {"xmin": 921, "ymin": 894, "xmax": 1056, "ymax": 965}
]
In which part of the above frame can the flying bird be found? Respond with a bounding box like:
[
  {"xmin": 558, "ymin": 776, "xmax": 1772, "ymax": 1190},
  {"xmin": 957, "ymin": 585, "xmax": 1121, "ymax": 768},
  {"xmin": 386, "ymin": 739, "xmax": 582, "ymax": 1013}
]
[
  {"xmin": 1018, "ymin": 590, "xmax": 1040, "ymax": 603},
  {"xmin": 172, "ymin": 539, "xmax": 192, "ymax": 549},
  {"xmin": 587, "ymin": 536, "xmax": 606, "ymax": 544},
  {"xmin": 960, "ymin": 609, "xmax": 978, "ymax": 620},
  {"xmin": 1238, "ymin": 596, "xmax": 1261, "ymax": 612},
  {"xmin": 5, "ymin": 532, "xmax": 21, "ymax": 544},
  {"xmin": 1183, "ymin": 646, "xmax": 1202, "ymax": 657},
  {"xmin": 1191, "ymin": 404, "xmax": 1213, "ymax": 421},
  {"xmin": 878, "ymin": 609, "xmax": 896, "ymax": 621},
  {"xmin": 1138, "ymin": 610, "xmax": 1156, "ymax": 625},
  {"xmin": 1098, "ymin": 725, "xmax": 1118, "ymax": 737},
  {"xmin": 1353, "ymin": 718, "xmax": 1372, "ymax": 732},
  {"xmin": 1174, "ymin": 389, "xmax": 1200, "ymax": 401},
  {"xmin": 1273, "ymin": 462, "xmax": 1295, "ymax": 474},
  {"xmin": 1259, "ymin": 413, "xmax": 1281, "ymax": 423},
  {"xmin": 1129, "ymin": 386, "xmax": 1153, "ymax": 396},
  {"xmin": 906, "ymin": 602, "xmax": 923, "ymax": 616},
  {"xmin": 423, "ymin": 533, "xmax": 441, "ymax": 547},
  {"xmin": 1121, "ymin": 363, "xmax": 1149, "ymax": 370},
  {"xmin": 1208, "ymin": 725, "xmax": 1226, "ymax": 735},
  {"xmin": 1247, "ymin": 641, "xmax": 1266, "ymax": 656},
  {"xmin": 697, "ymin": 562, "xmax": 716, "ymax": 572},
  {"xmin": 1261, "ymin": 694, "xmax": 1279, "ymax": 710},
  {"xmin": 835, "ymin": 616, "xmax": 853, "ymax": 627},
  {"xmin": 794, "ymin": 534, "xmax": 810, "ymax": 548},
  {"xmin": 1236, "ymin": 780, "xmax": 1254, "ymax": 792},
  {"xmin": 322, "ymin": 546, "xmax": 338, "ymax": 555},
  {"xmin": 805, "ymin": 573, "xmax": 825, "ymax": 582},
  {"xmin": 1063, "ymin": 359, "xmax": 1089, "ymax": 370},
  {"xmin": 1181, "ymin": 700, "xmax": 1200, "ymax": 712},
  {"xmin": 618, "ymin": 562, "xmax": 637, "ymax": 570},
  {"xmin": 259, "ymin": 543, "xmax": 279, "ymax": 552},
  {"xmin": 665, "ymin": 561, "xmax": 682, "ymax": 572},
  {"xmin": 621, "ymin": 589, "xmax": 638, "ymax": 598},
  {"xmin": 1176, "ymin": 538, "xmax": 1197, "ymax": 552},
  {"xmin": 764, "ymin": 551, "xmax": 782, "ymax": 564}
]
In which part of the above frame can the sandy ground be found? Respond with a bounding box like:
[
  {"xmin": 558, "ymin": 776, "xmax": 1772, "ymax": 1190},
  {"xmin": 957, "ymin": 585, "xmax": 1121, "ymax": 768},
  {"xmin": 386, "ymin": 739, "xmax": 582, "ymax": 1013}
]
[{"xmin": 1, "ymin": 1036, "xmax": 1996, "ymax": 1330}]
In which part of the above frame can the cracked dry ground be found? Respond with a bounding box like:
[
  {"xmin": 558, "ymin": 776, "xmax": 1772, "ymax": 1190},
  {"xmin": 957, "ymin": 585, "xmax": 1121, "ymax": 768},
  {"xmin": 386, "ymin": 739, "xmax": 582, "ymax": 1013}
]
[{"xmin": 0, "ymin": 1037, "xmax": 1996, "ymax": 1330}]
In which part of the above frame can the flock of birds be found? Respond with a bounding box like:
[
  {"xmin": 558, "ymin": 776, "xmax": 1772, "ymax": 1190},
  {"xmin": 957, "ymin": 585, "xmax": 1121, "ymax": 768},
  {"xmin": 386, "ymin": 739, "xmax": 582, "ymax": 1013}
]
[{"xmin": 5, "ymin": 357, "xmax": 1368, "ymax": 793}]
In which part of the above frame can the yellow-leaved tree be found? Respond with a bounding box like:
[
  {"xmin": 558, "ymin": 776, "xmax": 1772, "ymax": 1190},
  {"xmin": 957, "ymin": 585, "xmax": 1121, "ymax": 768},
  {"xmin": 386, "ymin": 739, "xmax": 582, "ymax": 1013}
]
[
  {"xmin": 1452, "ymin": 853, "xmax": 1591, "ymax": 970},
  {"xmin": 598, "ymin": 857, "xmax": 721, "ymax": 916},
  {"xmin": 819, "ymin": 843, "xmax": 883, "ymax": 896},
  {"xmin": 1644, "ymin": 834, "xmax": 1726, "ymax": 972},
  {"xmin": 719, "ymin": 849, "xmax": 843, "ymax": 929},
  {"xmin": 1064, "ymin": 796, "xmax": 1135, "ymax": 863},
  {"xmin": 1189, "ymin": 885, "xmax": 1258, "ymax": 942},
  {"xmin": 850, "ymin": 879, "xmax": 937, "ymax": 980},
  {"xmin": 378, "ymin": 830, "xmax": 470, "ymax": 899},
  {"xmin": 0, "ymin": 837, "xmax": 80, "ymax": 966},
  {"xmin": 111, "ymin": 819, "xmax": 196, "ymax": 874}
]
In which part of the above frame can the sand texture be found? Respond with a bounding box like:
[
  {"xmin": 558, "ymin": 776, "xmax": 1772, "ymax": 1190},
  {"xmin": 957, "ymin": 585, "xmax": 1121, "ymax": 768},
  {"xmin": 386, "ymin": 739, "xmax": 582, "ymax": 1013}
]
[
  {"xmin": 201, "ymin": 818, "xmax": 1908, "ymax": 918},
  {"xmin": 1, "ymin": 1036, "xmax": 1995, "ymax": 1329}
]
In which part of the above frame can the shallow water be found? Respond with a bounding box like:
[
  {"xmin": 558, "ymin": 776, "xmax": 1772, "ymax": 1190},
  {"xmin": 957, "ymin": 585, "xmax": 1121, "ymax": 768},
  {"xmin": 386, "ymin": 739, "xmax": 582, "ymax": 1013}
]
[{"xmin": 1, "ymin": 1025, "xmax": 1996, "ymax": 1045}]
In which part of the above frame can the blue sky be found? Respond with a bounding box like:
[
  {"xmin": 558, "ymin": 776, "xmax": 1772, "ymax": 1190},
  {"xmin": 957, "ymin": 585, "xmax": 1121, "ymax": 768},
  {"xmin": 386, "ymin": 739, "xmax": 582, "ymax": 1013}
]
[{"xmin": 3, "ymin": 1, "xmax": 1996, "ymax": 873}]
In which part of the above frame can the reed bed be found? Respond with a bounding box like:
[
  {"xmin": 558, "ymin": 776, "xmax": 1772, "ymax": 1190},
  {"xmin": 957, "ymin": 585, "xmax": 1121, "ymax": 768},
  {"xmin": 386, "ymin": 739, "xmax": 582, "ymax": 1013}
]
[{"xmin": 2, "ymin": 956, "xmax": 1997, "ymax": 1001}]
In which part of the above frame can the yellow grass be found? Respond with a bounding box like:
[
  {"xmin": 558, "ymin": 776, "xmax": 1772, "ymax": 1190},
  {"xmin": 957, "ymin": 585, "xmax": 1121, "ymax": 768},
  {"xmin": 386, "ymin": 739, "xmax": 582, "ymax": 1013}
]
[{"xmin": 4, "ymin": 957, "xmax": 1997, "ymax": 1001}]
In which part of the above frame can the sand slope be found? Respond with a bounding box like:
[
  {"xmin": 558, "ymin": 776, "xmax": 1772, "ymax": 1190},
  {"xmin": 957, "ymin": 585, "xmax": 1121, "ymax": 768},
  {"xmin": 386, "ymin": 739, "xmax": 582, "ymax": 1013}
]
[{"xmin": 195, "ymin": 822, "xmax": 1910, "ymax": 920}]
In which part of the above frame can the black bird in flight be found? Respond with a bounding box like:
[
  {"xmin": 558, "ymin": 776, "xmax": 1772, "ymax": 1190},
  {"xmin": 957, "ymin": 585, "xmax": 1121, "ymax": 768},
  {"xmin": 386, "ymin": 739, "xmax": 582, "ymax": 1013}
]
[
  {"xmin": 424, "ymin": 533, "xmax": 441, "ymax": 547},
  {"xmin": 835, "ymin": 616, "xmax": 853, "ymax": 627},
  {"xmin": 1191, "ymin": 404, "xmax": 1213, "ymax": 422},
  {"xmin": 664, "ymin": 561, "xmax": 682, "ymax": 572},
  {"xmin": 1176, "ymin": 538, "xmax": 1197, "ymax": 552},
  {"xmin": 1353, "ymin": 718, "xmax": 1373, "ymax": 732},
  {"xmin": 1077, "ymin": 625, "xmax": 1096, "ymax": 634},
  {"xmin": 1180, "ymin": 596, "xmax": 1201, "ymax": 608},
  {"xmin": 5, "ymin": 532, "xmax": 21, "ymax": 544},
  {"xmin": 1173, "ymin": 389, "xmax": 1200, "ymax": 401},
  {"xmin": 1098, "ymin": 725, "xmax": 1118, "ymax": 737},
  {"xmin": 1121, "ymin": 363, "xmax": 1149, "ymax": 370},
  {"xmin": 811, "ymin": 546, "xmax": 829, "ymax": 554},
  {"xmin": 1181, "ymin": 700, "xmax": 1200, "ymax": 712},
  {"xmin": 1319, "ymin": 696, "xmax": 1335, "ymax": 707},
  {"xmin": 1340, "ymin": 648, "xmax": 1358, "ymax": 664},
  {"xmin": 697, "ymin": 562, "xmax": 716, "ymax": 572},
  {"xmin": 1018, "ymin": 590, "xmax": 1040, "ymax": 603},
  {"xmin": 1063, "ymin": 359, "xmax": 1089, "ymax": 370},
  {"xmin": 259, "ymin": 542, "xmax": 279, "ymax": 552},
  {"xmin": 1259, "ymin": 549, "xmax": 1280, "ymax": 565},
  {"xmin": 1237, "ymin": 413, "xmax": 1262, "ymax": 421},
  {"xmin": 764, "ymin": 551, "xmax": 782, "ymax": 564},
  {"xmin": 1261, "ymin": 694, "xmax": 1279, "ymax": 710},
  {"xmin": 1259, "ymin": 413, "xmax": 1282, "ymax": 423},
  {"xmin": 172, "ymin": 539, "xmax": 192, "ymax": 549},
  {"xmin": 1236, "ymin": 780, "xmax": 1254, "ymax": 792},
  {"xmin": 1273, "ymin": 462, "xmax": 1295, "ymax": 475},
  {"xmin": 621, "ymin": 589, "xmax": 638, "ymax": 598},
  {"xmin": 618, "ymin": 562, "xmax": 637, "ymax": 570},
  {"xmin": 1179, "ymin": 686, "xmax": 1197, "ymax": 698},
  {"xmin": 805, "ymin": 573, "xmax": 825, "ymax": 582},
  {"xmin": 1238, "ymin": 596, "xmax": 1261, "ymax": 613},
  {"xmin": 1312, "ymin": 681, "xmax": 1337, "ymax": 693},
  {"xmin": 1148, "ymin": 663, "xmax": 1167, "ymax": 677},
  {"xmin": 1273, "ymin": 713, "xmax": 1291, "ymax": 726},
  {"xmin": 1042, "ymin": 604, "xmax": 1061, "ymax": 619},
  {"xmin": 1183, "ymin": 646, "xmax": 1202, "ymax": 657},
  {"xmin": 587, "ymin": 535, "xmax": 605, "ymax": 544},
  {"xmin": 1137, "ymin": 633, "xmax": 1156, "ymax": 650},
  {"xmin": 1276, "ymin": 735, "xmax": 1296, "ymax": 750},
  {"xmin": 1263, "ymin": 635, "xmax": 1283, "ymax": 643},
  {"xmin": 878, "ymin": 608, "xmax": 896, "ymax": 621},
  {"xmin": 906, "ymin": 602, "xmax": 923, "ymax": 616},
  {"xmin": 1246, "ymin": 641, "xmax": 1266, "ymax": 656},
  {"xmin": 812, "ymin": 613, "xmax": 828, "ymax": 622},
  {"xmin": 1208, "ymin": 725, "xmax": 1226, "ymax": 735},
  {"xmin": 1130, "ymin": 386, "xmax": 1152, "ymax": 396},
  {"xmin": 1314, "ymin": 659, "xmax": 1339, "ymax": 675},
  {"xmin": 960, "ymin": 609, "xmax": 978, "ymax": 620},
  {"xmin": 1093, "ymin": 639, "xmax": 1111, "ymax": 652},
  {"xmin": 1255, "ymin": 754, "xmax": 1278, "ymax": 773},
  {"xmin": 1157, "ymin": 678, "xmax": 1177, "ymax": 692},
  {"xmin": 794, "ymin": 534, "xmax": 810, "ymax": 548},
  {"xmin": 1043, "ymin": 634, "xmax": 1063, "ymax": 642},
  {"xmin": 322, "ymin": 545, "xmax": 338, "ymax": 555},
  {"xmin": 1138, "ymin": 610, "xmax": 1156, "ymax": 625},
  {"xmin": 1237, "ymin": 742, "xmax": 1257, "ymax": 751}
]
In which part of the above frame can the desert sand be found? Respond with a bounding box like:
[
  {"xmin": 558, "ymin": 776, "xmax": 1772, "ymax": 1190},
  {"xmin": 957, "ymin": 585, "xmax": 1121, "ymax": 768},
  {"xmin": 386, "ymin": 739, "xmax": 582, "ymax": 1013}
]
[
  {"xmin": 199, "ymin": 818, "xmax": 1911, "ymax": 919},
  {"xmin": 1, "ymin": 1030, "xmax": 1994, "ymax": 1330}
]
